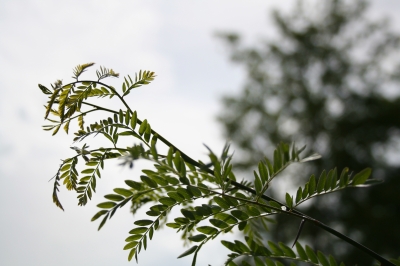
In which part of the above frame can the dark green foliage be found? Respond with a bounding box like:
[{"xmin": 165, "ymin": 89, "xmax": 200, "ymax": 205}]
[
  {"xmin": 217, "ymin": 0, "xmax": 400, "ymax": 264},
  {"xmin": 39, "ymin": 63, "xmax": 398, "ymax": 265}
]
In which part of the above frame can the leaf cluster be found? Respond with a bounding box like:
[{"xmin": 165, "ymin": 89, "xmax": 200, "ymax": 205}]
[
  {"xmin": 39, "ymin": 64, "xmax": 397, "ymax": 266},
  {"xmin": 224, "ymin": 239, "xmax": 345, "ymax": 266}
]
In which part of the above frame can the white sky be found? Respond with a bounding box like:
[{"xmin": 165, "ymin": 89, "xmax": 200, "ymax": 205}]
[{"xmin": 0, "ymin": 1, "xmax": 399, "ymax": 265}]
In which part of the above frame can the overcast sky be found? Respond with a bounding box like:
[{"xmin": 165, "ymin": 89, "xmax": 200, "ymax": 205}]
[{"xmin": 1, "ymin": 1, "xmax": 399, "ymax": 265}]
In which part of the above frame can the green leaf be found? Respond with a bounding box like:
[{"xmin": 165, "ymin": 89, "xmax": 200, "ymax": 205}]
[
  {"xmin": 295, "ymin": 242, "xmax": 308, "ymax": 260},
  {"xmin": 173, "ymin": 151, "xmax": 183, "ymax": 173},
  {"xmin": 91, "ymin": 210, "xmax": 108, "ymax": 221},
  {"xmin": 167, "ymin": 192, "xmax": 185, "ymax": 202},
  {"xmin": 104, "ymin": 194, "xmax": 124, "ymax": 201},
  {"xmin": 197, "ymin": 226, "xmax": 218, "ymax": 235},
  {"xmin": 63, "ymin": 120, "xmax": 70, "ymax": 134},
  {"xmin": 166, "ymin": 223, "xmax": 180, "ymax": 229},
  {"xmin": 195, "ymin": 205, "xmax": 212, "ymax": 216},
  {"xmin": 150, "ymin": 204, "xmax": 168, "ymax": 212},
  {"xmin": 295, "ymin": 187, "xmax": 302, "ymax": 204},
  {"xmin": 317, "ymin": 251, "xmax": 330, "ymax": 266},
  {"xmin": 330, "ymin": 168, "xmax": 338, "ymax": 190},
  {"xmin": 38, "ymin": 84, "xmax": 52, "ymax": 94},
  {"xmin": 167, "ymin": 147, "xmax": 174, "ymax": 167},
  {"xmin": 159, "ymin": 197, "xmax": 176, "ymax": 206},
  {"xmin": 175, "ymin": 217, "xmax": 190, "ymax": 225},
  {"xmin": 114, "ymin": 188, "xmax": 133, "ymax": 197},
  {"xmin": 325, "ymin": 170, "xmax": 333, "ymax": 191},
  {"xmin": 129, "ymin": 227, "xmax": 147, "ymax": 235},
  {"xmin": 177, "ymin": 245, "xmax": 198, "ymax": 258},
  {"xmin": 221, "ymin": 240, "xmax": 239, "ymax": 253},
  {"xmin": 118, "ymin": 131, "xmax": 134, "ymax": 136},
  {"xmin": 130, "ymin": 111, "xmax": 137, "ymax": 129},
  {"xmin": 308, "ymin": 174, "xmax": 316, "ymax": 196},
  {"xmin": 253, "ymin": 257, "xmax": 264, "ymax": 266},
  {"xmin": 144, "ymin": 123, "xmax": 152, "ymax": 142},
  {"xmin": 305, "ymin": 245, "xmax": 318, "ymax": 263},
  {"xmin": 165, "ymin": 176, "xmax": 179, "ymax": 185},
  {"xmin": 125, "ymin": 180, "xmax": 142, "ymax": 190},
  {"xmin": 265, "ymin": 158, "xmax": 274, "ymax": 177},
  {"xmin": 146, "ymin": 210, "xmax": 159, "ymax": 217},
  {"xmin": 98, "ymin": 214, "xmax": 109, "ymax": 230},
  {"xmin": 329, "ymin": 255, "xmax": 338, "ymax": 266},
  {"xmin": 181, "ymin": 209, "xmax": 196, "ymax": 220},
  {"xmin": 60, "ymin": 163, "xmax": 72, "ymax": 171},
  {"xmin": 223, "ymin": 196, "xmax": 238, "ymax": 207},
  {"xmin": 234, "ymin": 240, "xmax": 250, "ymax": 253},
  {"xmin": 188, "ymin": 234, "xmax": 207, "ymax": 242},
  {"xmin": 302, "ymin": 183, "xmax": 309, "ymax": 199},
  {"xmin": 247, "ymin": 206, "xmax": 261, "ymax": 216},
  {"xmin": 176, "ymin": 187, "xmax": 193, "ymax": 199},
  {"xmin": 140, "ymin": 175, "xmax": 158, "ymax": 188},
  {"xmin": 317, "ymin": 170, "xmax": 326, "ymax": 193},
  {"xmin": 352, "ymin": 168, "xmax": 371, "ymax": 186},
  {"xmin": 138, "ymin": 119, "xmax": 147, "ymax": 136},
  {"xmin": 180, "ymin": 177, "xmax": 191, "ymax": 186},
  {"xmin": 150, "ymin": 175, "xmax": 168, "ymax": 186},
  {"xmin": 258, "ymin": 161, "xmax": 269, "ymax": 183},
  {"xmin": 143, "ymin": 234, "xmax": 147, "ymax": 250},
  {"xmin": 123, "ymin": 241, "xmax": 138, "ymax": 250},
  {"xmin": 339, "ymin": 167, "xmax": 349, "ymax": 188},
  {"xmin": 124, "ymin": 109, "xmax": 131, "ymax": 125},
  {"xmin": 285, "ymin": 193, "xmax": 293, "ymax": 209},
  {"xmin": 238, "ymin": 221, "xmax": 247, "ymax": 231},
  {"xmin": 128, "ymin": 248, "xmax": 136, "ymax": 261},
  {"xmin": 118, "ymin": 109, "xmax": 124, "ymax": 123},
  {"xmin": 97, "ymin": 202, "xmax": 116, "ymax": 209},
  {"xmin": 215, "ymin": 213, "xmax": 238, "ymax": 224},
  {"xmin": 187, "ymin": 186, "xmax": 202, "ymax": 197},
  {"xmin": 265, "ymin": 258, "xmax": 276, "ymax": 266},
  {"xmin": 81, "ymin": 168, "xmax": 95, "ymax": 174},
  {"xmin": 134, "ymin": 220, "xmax": 153, "ymax": 226},
  {"xmin": 268, "ymin": 241, "xmax": 284, "ymax": 256},
  {"xmin": 279, "ymin": 242, "xmax": 296, "ymax": 258},
  {"xmin": 213, "ymin": 196, "xmax": 230, "ymax": 209},
  {"xmin": 254, "ymin": 171, "xmax": 262, "ymax": 194},
  {"xmin": 124, "ymin": 235, "xmax": 141, "ymax": 244},
  {"xmin": 210, "ymin": 218, "xmax": 229, "ymax": 229},
  {"xmin": 231, "ymin": 210, "xmax": 249, "ymax": 221}
]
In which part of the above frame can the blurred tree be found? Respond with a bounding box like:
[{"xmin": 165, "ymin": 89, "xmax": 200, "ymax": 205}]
[{"xmin": 218, "ymin": 0, "xmax": 400, "ymax": 264}]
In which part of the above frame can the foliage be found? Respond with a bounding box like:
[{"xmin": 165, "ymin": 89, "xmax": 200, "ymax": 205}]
[
  {"xmin": 217, "ymin": 0, "xmax": 400, "ymax": 264},
  {"xmin": 39, "ymin": 63, "xmax": 397, "ymax": 265}
]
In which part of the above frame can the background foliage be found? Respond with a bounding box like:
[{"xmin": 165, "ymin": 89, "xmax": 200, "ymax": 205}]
[{"xmin": 217, "ymin": 0, "xmax": 400, "ymax": 264}]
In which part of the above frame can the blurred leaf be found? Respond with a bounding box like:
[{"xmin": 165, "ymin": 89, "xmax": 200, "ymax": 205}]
[
  {"xmin": 352, "ymin": 168, "xmax": 371, "ymax": 186},
  {"xmin": 177, "ymin": 245, "xmax": 198, "ymax": 258}
]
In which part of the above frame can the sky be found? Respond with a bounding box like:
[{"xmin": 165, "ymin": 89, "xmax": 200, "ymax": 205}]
[{"xmin": 1, "ymin": 1, "xmax": 399, "ymax": 265}]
